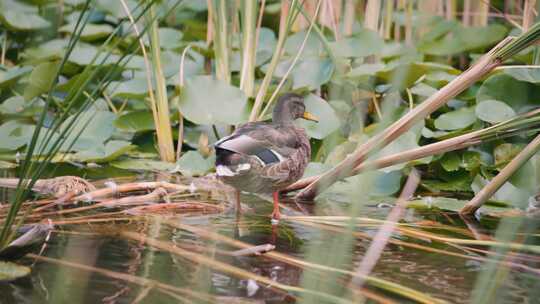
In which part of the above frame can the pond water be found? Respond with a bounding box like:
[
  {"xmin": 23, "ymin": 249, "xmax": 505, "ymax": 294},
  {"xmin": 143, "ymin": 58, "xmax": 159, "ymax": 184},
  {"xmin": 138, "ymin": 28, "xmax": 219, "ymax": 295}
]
[{"xmin": 0, "ymin": 171, "xmax": 540, "ymax": 304}]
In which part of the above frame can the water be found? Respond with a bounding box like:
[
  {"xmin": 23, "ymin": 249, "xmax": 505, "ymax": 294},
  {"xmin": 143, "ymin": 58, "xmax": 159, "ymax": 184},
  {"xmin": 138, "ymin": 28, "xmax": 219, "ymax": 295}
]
[{"xmin": 1, "ymin": 173, "xmax": 540, "ymax": 303}]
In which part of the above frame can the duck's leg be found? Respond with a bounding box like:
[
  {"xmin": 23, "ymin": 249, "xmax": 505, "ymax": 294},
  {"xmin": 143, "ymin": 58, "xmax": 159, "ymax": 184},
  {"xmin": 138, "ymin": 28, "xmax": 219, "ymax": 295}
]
[{"xmin": 271, "ymin": 191, "xmax": 281, "ymax": 224}]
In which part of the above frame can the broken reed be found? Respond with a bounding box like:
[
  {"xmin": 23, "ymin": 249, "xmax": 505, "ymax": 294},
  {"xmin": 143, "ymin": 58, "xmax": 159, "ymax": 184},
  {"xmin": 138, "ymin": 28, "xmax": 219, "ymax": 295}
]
[
  {"xmin": 295, "ymin": 22, "xmax": 540, "ymax": 200},
  {"xmin": 285, "ymin": 107, "xmax": 540, "ymax": 193}
]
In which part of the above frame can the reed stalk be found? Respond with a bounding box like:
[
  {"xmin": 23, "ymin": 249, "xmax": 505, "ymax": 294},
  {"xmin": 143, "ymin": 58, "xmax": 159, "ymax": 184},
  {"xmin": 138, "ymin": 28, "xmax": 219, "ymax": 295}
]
[
  {"xmin": 343, "ymin": 0, "xmax": 356, "ymax": 37},
  {"xmin": 209, "ymin": 0, "xmax": 232, "ymax": 83},
  {"xmin": 239, "ymin": 0, "xmax": 257, "ymax": 97},
  {"xmin": 364, "ymin": 0, "xmax": 381, "ymax": 32},
  {"xmin": 249, "ymin": 0, "xmax": 299, "ymax": 121},
  {"xmin": 523, "ymin": 0, "xmax": 537, "ymax": 31},
  {"xmin": 285, "ymin": 107, "xmax": 540, "ymax": 193},
  {"xmin": 295, "ymin": 23, "xmax": 540, "ymax": 200},
  {"xmin": 147, "ymin": 4, "xmax": 176, "ymax": 162}
]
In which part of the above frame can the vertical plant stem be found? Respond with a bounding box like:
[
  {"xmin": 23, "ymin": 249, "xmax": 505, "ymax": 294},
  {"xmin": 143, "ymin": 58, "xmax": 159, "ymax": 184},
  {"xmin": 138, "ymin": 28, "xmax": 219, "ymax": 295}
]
[
  {"xmin": 523, "ymin": 0, "xmax": 537, "ymax": 30},
  {"xmin": 383, "ymin": 0, "xmax": 393, "ymax": 39},
  {"xmin": 364, "ymin": 0, "xmax": 381, "ymax": 32},
  {"xmin": 148, "ymin": 4, "xmax": 176, "ymax": 162},
  {"xmin": 1, "ymin": 30, "xmax": 7, "ymax": 66},
  {"xmin": 445, "ymin": 0, "xmax": 456, "ymax": 20},
  {"xmin": 463, "ymin": 0, "xmax": 471, "ymax": 26},
  {"xmin": 239, "ymin": 0, "xmax": 257, "ymax": 97},
  {"xmin": 460, "ymin": 132, "xmax": 540, "ymax": 215},
  {"xmin": 258, "ymin": 0, "xmax": 323, "ymax": 120},
  {"xmin": 210, "ymin": 0, "xmax": 232, "ymax": 83},
  {"xmin": 405, "ymin": 0, "xmax": 413, "ymax": 45},
  {"xmin": 250, "ymin": 0, "xmax": 298, "ymax": 121},
  {"xmin": 343, "ymin": 0, "xmax": 357, "ymax": 36}
]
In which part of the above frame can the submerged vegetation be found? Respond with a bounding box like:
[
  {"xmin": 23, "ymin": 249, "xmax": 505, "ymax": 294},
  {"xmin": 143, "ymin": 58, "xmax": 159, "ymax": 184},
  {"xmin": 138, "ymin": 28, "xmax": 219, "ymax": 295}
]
[{"xmin": 1, "ymin": 0, "xmax": 540, "ymax": 303}]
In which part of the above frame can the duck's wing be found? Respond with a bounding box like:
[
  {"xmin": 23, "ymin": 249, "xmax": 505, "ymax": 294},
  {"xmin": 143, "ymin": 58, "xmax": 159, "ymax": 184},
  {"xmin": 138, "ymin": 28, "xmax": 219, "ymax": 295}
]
[{"xmin": 215, "ymin": 122, "xmax": 300, "ymax": 166}]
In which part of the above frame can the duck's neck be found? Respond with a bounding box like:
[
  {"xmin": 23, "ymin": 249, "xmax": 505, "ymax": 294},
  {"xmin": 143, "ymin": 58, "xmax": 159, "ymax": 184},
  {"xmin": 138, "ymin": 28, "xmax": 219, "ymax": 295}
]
[{"xmin": 272, "ymin": 104, "xmax": 295, "ymax": 126}]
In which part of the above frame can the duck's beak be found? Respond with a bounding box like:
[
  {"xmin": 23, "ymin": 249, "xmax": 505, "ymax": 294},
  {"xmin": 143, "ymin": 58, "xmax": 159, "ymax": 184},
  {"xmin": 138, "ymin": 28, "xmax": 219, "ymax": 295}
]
[{"xmin": 302, "ymin": 111, "xmax": 318, "ymax": 122}]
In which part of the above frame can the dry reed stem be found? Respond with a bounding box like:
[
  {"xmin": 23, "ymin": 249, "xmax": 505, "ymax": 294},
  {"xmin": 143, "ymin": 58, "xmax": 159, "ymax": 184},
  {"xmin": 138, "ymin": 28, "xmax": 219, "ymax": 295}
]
[
  {"xmin": 284, "ymin": 121, "xmax": 484, "ymax": 192},
  {"xmin": 295, "ymin": 37, "xmax": 514, "ymax": 200},
  {"xmin": 351, "ymin": 169, "xmax": 420, "ymax": 287},
  {"xmin": 461, "ymin": 132, "xmax": 540, "ymax": 215},
  {"xmin": 73, "ymin": 181, "xmax": 188, "ymax": 202}
]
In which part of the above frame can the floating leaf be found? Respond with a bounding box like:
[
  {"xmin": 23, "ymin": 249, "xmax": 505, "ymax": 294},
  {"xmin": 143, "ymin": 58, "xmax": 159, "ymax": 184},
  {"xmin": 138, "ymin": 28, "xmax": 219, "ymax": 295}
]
[
  {"xmin": 114, "ymin": 111, "xmax": 155, "ymax": 132},
  {"xmin": 24, "ymin": 61, "xmax": 58, "ymax": 101},
  {"xmin": 475, "ymin": 99, "xmax": 516, "ymax": 123},
  {"xmin": 179, "ymin": 76, "xmax": 249, "ymax": 125},
  {"xmin": 0, "ymin": 10, "xmax": 50, "ymax": 31},
  {"xmin": 111, "ymin": 158, "xmax": 177, "ymax": 171},
  {"xmin": 107, "ymin": 78, "xmax": 149, "ymax": 99},
  {"xmin": 59, "ymin": 23, "xmax": 114, "ymax": 41},
  {"xmin": 142, "ymin": 27, "xmax": 183, "ymax": 49},
  {"xmin": 292, "ymin": 58, "xmax": 334, "ymax": 90},
  {"xmin": 0, "ymin": 66, "xmax": 32, "ymax": 89},
  {"xmin": 434, "ymin": 107, "xmax": 476, "ymax": 130},
  {"xmin": 60, "ymin": 110, "xmax": 116, "ymax": 151},
  {"xmin": 329, "ymin": 29, "xmax": 384, "ymax": 57},
  {"xmin": 472, "ymin": 175, "xmax": 530, "ymax": 208},
  {"xmin": 0, "ymin": 262, "xmax": 31, "ymax": 282},
  {"xmin": 346, "ymin": 63, "xmax": 386, "ymax": 79},
  {"xmin": 476, "ymin": 74, "xmax": 540, "ymax": 110},
  {"xmin": 440, "ymin": 153, "xmax": 460, "ymax": 172},
  {"xmin": 297, "ymin": 94, "xmax": 340, "ymax": 140},
  {"xmin": 504, "ymin": 67, "xmax": 540, "ymax": 84},
  {"xmin": 173, "ymin": 150, "xmax": 214, "ymax": 176},
  {"xmin": 419, "ymin": 24, "xmax": 507, "ymax": 55},
  {"xmin": 73, "ymin": 140, "xmax": 134, "ymax": 163},
  {"xmin": 0, "ymin": 121, "xmax": 35, "ymax": 151}
]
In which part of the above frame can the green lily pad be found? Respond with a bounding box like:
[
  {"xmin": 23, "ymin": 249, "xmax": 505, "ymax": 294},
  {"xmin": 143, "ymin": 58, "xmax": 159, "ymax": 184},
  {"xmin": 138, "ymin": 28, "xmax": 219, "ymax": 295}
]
[
  {"xmin": 60, "ymin": 110, "xmax": 116, "ymax": 151},
  {"xmin": 179, "ymin": 76, "xmax": 249, "ymax": 125},
  {"xmin": 329, "ymin": 29, "xmax": 384, "ymax": 57},
  {"xmin": 0, "ymin": 66, "xmax": 32, "ymax": 89},
  {"xmin": 434, "ymin": 107, "xmax": 476, "ymax": 131},
  {"xmin": 143, "ymin": 27, "xmax": 184, "ymax": 49},
  {"xmin": 107, "ymin": 78, "xmax": 149, "ymax": 99},
  {"xmin": 24, "ymin": 61, "xmax": 58, "ymax": 101},
  {"xmin": 292, "ymin": 58, "xmax": 334, "ymax": 90},
  {"xmin": 297, "ymin": 94, "xmax": 340, "ymax": 140},
  {"xmin": 111, "ymin": 158, "xmax": 177, "ymax": 171},
  {"xmin": 173, "ymin": 150, "xmax": 214, "ymax": 176},
  {"xmin": 0, "ymin": 121, "xmax": 35, "ymax": 151},
  {"xmin": 73, "ymin": 140, "xmax": 134, "ymax": 163},
  {"xmin": 504, "ymin": 67, "xmax": 540, "ymax": 84},
  {"xmin": 475, "ymin": 99, "xmax": 516, "ymax": 123},
  {"xmin": 440, "ymin": 153, "xmax": 461, "ymax": 172},
  {"xmin": 114, "ymin": 110, "xmax": 155, "ymax": 132},
  {"xmin": 0, "ymin": 10, "xmax": 50, "ymax": 31},
  {"xmin": 59, "ymin": 23, "xmax": 114, "ymax": 41},
  {"xmin": 477, "ymin": 74, "xmax": 540, "ymax": 110},
  {"xmin": 346, "ymin": 63, "xmax": 386, "ymax": 79},
  {"xmin": 419, "ymin": 24, "xmax": 507, "ymax": 56},
  {"xmin": 0, "ymin": 261, "xmax": 31, "ymax": 282}
]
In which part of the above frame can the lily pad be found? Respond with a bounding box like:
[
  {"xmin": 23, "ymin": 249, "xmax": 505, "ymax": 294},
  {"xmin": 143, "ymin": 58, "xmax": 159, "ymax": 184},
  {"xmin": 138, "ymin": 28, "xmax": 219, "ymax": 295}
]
[
  {"xmin": 329, "ymin": 29, "xmax": 384, "ymax": 57},
  {"xmin": 59, "ymin": 23, "xmax": 114, "ymax": 41},
  {"xmin": 297, "ymin": 94, "xmax": 340, "ymax": 140},
  {"xmin": 0, "ymin": 10, "xmax": 50, "ymax": 31},
  {"xmin": 73, "ymin": 140, "xmax": 134, "ymax": 163},
  {"xmin": 0, "ymin": 261, "xmax": 31, "ymax": 282},
  {"xmin": 179, "ymin": 76, "xmax": 249, "ymax": 125},
  {"xmin": 292, "ymin": 58, "xmax": 334, "ymax": 90},
  {"xmin": 111, "ymin": 159, "xmax": 177, "ymax": 171},
  {"xmin": 504, "ymin": 67, "xmax": 540, "ymax": 84},
  {"xmin": 114, "ymin": 111, "xmax": 155, "ymax": 132},
  {"xmin": 0, "ymin": 66, "xmax": 32, "ymax": 89},
  {"xmin": 434, "ymin": 107, "xmax": 476, "ymax": 131},
  {"xmin": 24, "ymin": 61, "xmax": 58, "ymax": 101},
  {"xmin": 173, "ymin": 150, "xmax": 214, "ymax": 176},
  {"xmin": 475, "ymin": 99, "xmax": 516, "ymax": 123},
  {"xmin": 143, "ymin": 27, "xmax": 184, "ymax": 49},
  {"xmin": 107, "ymin": 78, "xmax": 149, "ymax": 99}
]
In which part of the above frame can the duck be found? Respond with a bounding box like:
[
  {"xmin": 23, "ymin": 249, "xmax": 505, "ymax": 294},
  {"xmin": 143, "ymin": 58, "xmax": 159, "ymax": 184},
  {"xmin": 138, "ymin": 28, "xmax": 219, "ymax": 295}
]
[{"xmin": 214, "ymin": 93, "xmax": 317, "ymax": 223}]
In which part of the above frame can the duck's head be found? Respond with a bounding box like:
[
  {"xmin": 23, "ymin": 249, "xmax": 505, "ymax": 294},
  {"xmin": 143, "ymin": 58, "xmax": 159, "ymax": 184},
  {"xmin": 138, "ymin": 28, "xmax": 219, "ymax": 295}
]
[{"xmin": 273, "ymin": 93, "xmax": 318, "ymax": 125}]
